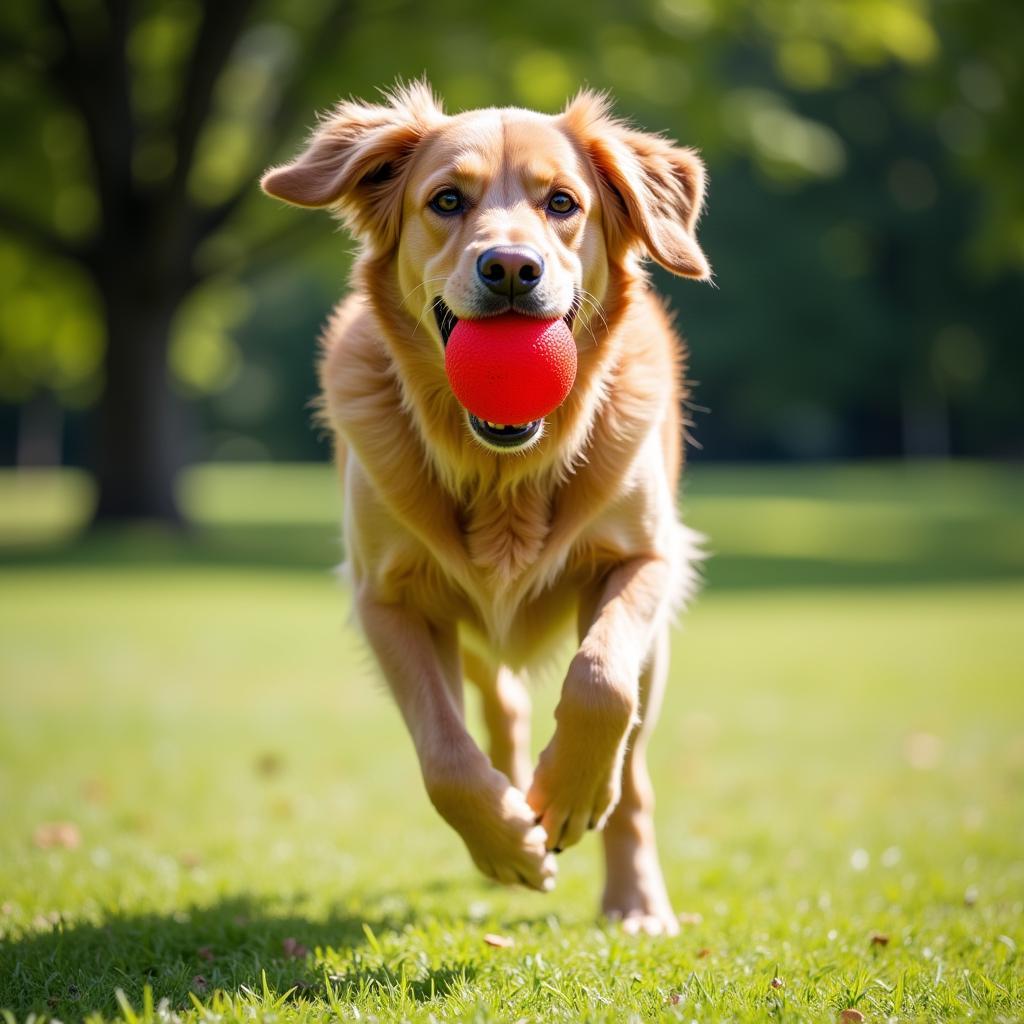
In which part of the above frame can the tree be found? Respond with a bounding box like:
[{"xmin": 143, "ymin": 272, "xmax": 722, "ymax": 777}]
[
  {"xmin": 0, "ymin": 0, "xmax": 351, "ymax": 521},
  {"xmin": 1, "ymin": 0, "xmax": 1020, "ymax": 523}
]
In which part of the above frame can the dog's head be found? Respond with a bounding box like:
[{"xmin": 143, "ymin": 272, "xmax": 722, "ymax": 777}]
[{"xmin": 262, "ymin": 82, "xmax": 709, "ymax": 453}]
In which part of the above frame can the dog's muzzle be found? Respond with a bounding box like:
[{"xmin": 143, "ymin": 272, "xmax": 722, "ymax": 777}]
[{"xmin": 433, "ymin": 295, "xmax": 579, "ymax": 452}]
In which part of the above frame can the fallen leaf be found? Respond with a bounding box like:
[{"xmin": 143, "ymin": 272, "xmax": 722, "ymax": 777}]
[
  {"xmin": 838, "ymin": 1010, "xmax": 864, "ymax": 1022},
  {"xmin": 255, "ymin": 752, "xmax": 284, "ymax": 776},
  {"xmin": 282, "ymin": 937, "xmax": 308, "ymax": 959},
  {"xmin": 666, "ymin": 993, "xmax": 682, "ymax": 1005},
  {"xmin": 483, "ymin": 932, "xmax": 514, "ymax": 948},
  {"xmin": 771, "ymin": 977, "xmax": 785, "ymax": 989},
  {"xmin": 81, "ymin": 778, "xmax": 110, "ymax": 804},
  {"xmin": 697, "ymin": 947, "xmax": 711, "ymax": 958},
  {"xmin": 192, "ymin": 975, "xmax": 208, "ymax": 994},
  {"xmin": 197, "ymin": 946, "xmax": 215, "ymax": 962},
  {"xmin": 870, "ymin": 932, "xmax": 890, "ymax": 946},
  {"xmin": 33, "ymin": 822, "xmax": 81, "ymax": 849}
]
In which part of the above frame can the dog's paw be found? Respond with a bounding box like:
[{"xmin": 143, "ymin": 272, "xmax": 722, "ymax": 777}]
[
  {"xmin": 526, "ymin": 653, "xmax": 636, "ymax": 852},
  {"xmin": 602, "ymin": 828, "xmax": 679, "ymax": 936},
  {"xmin": 606, "ymin": 908, "xmax": 681, "ymax": 936},
  {"xmin": 426, "ymin": 756, "xmax": 557, "ymax": 892},
  {"xmin": 526, "ymin": 730, "xmax": 623, "ymax": 853}
]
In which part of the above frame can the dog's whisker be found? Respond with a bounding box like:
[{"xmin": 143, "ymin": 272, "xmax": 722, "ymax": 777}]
[
  {"xmin": 411, "ymin": 295, "xmax": 445, "ymax": 339},
  {"xmin": 579, "ymin": 287, "xmax": 608, "ymax": 317},
  {"xmin": 400, "ymin": 276, "xmax": 450, "ymax": 309},
  {"xmin": 578, "ymin": 289, "xmax": 609, "ymax": 335},
  {"xmin": 406, "ymin": 278, "xmax": 455, "ymax": 338},
  {"xmin": 573, "ymin": 291, "xmax": 608, "ymax": 350},
  {"xmin": 576, "ymin": 294, "xmax": 606, "ymax": 332},
  {"xmin": 578, "ymin": 295, "xmax": 604, "ymax": 329},
  {"xmin": 575, "ymin": 310, "xmax": 601, "ymax": 350}
]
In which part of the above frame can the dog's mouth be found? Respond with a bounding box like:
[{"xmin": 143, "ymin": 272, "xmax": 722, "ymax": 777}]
[
  {"xmin": 432, "ymin": 295, "xmax": 579, "ymax": 348},
  {"xmin": 466, "ymin": 415, "xmax": 543, "ymax": 449},
  {"xmin": 433, "ymin": 295, "xmax": 576, "ymax": 452}
]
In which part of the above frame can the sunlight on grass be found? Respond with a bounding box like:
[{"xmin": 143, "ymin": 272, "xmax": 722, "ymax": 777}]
[
  {"xmin": 1, "ymin": 463, "xmax": 1022, "ymax": 1022},
  {"xmin": 179, "ymin": 463, "xmax": 341, "ymax": 525},
  {"xmin": 2, "ymin": 461, "xmax": 1023, "ymax": 579},
  {"xmin": 0, "ymin": 468, "xmax": 94, "ymax": 543},
  {"xmin": 1, "ymin": 573, "xmax": 1022, "ymax": 1021}
]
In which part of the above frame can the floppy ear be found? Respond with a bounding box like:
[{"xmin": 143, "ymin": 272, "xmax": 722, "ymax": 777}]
[
  {"xmin": 261, "ymin": 81, "xmax": 444, "ymax": 251},
  {"xmin": 561, "ymin": 92, "xmax": 710, "ymax": 280}
]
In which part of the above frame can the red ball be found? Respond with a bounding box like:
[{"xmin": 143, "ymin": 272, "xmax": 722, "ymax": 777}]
[{"xmin": 444, "ymin": 314, "xmax": 577, "ymax": 425}]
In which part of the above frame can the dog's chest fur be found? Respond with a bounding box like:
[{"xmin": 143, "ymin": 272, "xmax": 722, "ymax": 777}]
[
  {"xmin": 366, "ymin": 472, "xmax": 656, "ymax": 660},
  {"xmin": 461, "ymin": 480, "xmax": 552, "ymax": 583}
]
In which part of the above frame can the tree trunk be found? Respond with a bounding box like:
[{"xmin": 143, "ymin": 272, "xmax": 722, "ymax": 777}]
[
  {"xmin": 92, "ymin": 290, "xmax": 187, "ymax": 526},
  {"xmin": 17, "ymin": 392, "xmax": 64, "ymax": 468},
  {"xmin": 36, "ymin": 0, "xmax": 266, "ymax": 527}
]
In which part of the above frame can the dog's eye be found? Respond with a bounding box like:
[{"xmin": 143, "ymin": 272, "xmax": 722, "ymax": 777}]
[
  {"xmin": 547, "ymin": 192, "xmax": 578, "ymax": 215},
  {"xmin": 430, "ymin": 189, "xmax": 464, "ymax": 215}
]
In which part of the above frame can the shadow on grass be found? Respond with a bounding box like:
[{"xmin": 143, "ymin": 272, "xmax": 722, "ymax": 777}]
[
  {"xmin": 0, "ymin": 891, "xmax": 480, "ymax": 1018},
  {"xmin": 2, "ymin": 522, "xmax": 1022, "ymax": 589},
  {"xmin": 0, "ymin": 524, "xmax": 344, "ymax": 574}
]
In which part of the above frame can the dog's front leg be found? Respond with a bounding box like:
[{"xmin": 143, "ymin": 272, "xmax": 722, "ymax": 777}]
[
  {"xmin": 527, "ymin": 556, "xmax": 670, "ymax": 853},
  {"xmin": 356, "ymin": 587, "xmax": 556, "ymax": 891}
]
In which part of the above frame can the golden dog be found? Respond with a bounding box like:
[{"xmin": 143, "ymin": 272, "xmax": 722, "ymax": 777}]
[{"xmin": 262, "ymin": 82, "xmax": 709, "ymax": 934}]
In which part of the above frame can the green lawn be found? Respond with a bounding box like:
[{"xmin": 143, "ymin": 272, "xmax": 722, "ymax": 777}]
[{"xmin": 1, "ymin": 462, "xmax": 1022, "ymax": 1023}]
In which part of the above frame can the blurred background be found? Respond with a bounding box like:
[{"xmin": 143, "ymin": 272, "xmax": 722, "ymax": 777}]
[
  {"xmin": 0, "ymin": 0, "xmax": 1022, "ymax": 534},
  {"xmin": 2, "ymin": 7, "xmax": 1023, "ymax": 1017}
]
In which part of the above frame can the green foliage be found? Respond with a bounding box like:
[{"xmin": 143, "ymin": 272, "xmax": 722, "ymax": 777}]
[
  {"xmin": 0, "ymin": 243, "xmax": 101, "ymax": 405},
  {"xmin": 0, "ymin": 0, "xmax": 1021, "ymax": 462},
  {"xmin": 1, "ymin": 463, "xmax": 1022, "ymax": 1022}
]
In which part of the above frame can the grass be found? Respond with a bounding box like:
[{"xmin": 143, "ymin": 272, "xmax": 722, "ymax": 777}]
[{"xmin": 1, "ymin": 461, "xmax": 1022, "ymax": 1023}]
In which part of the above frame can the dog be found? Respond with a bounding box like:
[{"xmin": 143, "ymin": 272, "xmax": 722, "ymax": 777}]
[{"xmin": 261, "ymin": 82, "xmax": 709, "ymax": 935}]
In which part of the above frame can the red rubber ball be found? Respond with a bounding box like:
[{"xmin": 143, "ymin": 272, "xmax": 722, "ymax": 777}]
[{"xmin": 444, "ymin": 314, "xmax": 577, "ymax": 425}]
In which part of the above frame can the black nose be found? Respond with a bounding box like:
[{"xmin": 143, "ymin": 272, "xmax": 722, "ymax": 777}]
[{"xmin": 476, "ymin": 246, "xmax": 544, "ymax": 297}]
